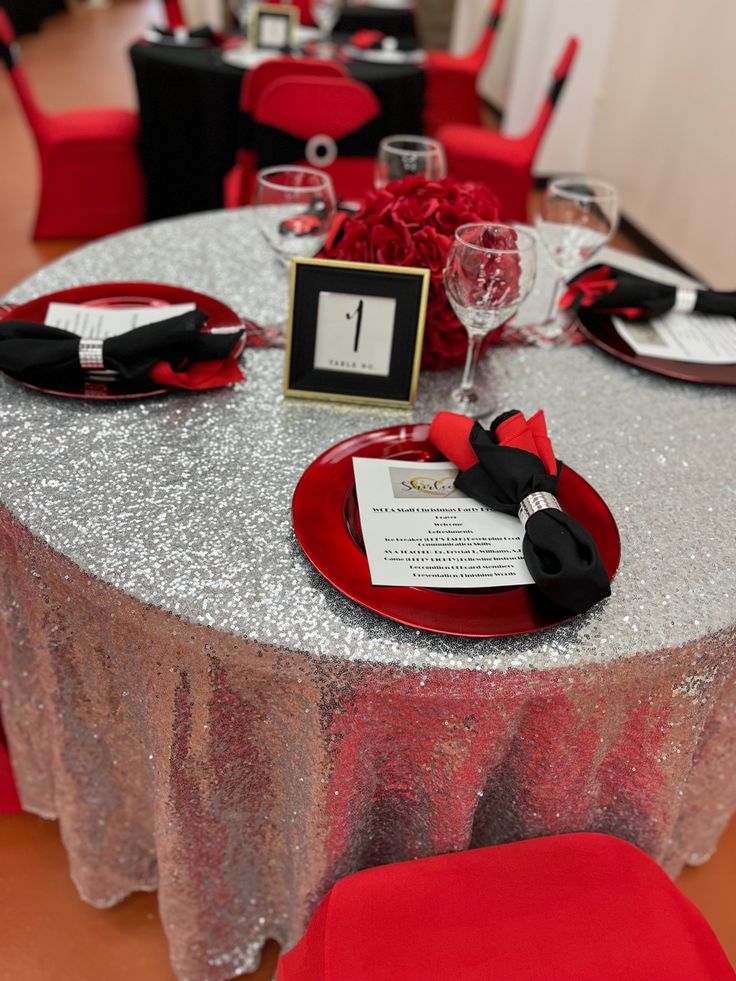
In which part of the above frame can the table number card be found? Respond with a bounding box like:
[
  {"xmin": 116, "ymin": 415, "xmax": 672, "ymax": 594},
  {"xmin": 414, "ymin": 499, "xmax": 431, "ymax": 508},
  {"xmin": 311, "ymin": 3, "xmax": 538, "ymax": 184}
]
[
  {"xmin": 353, "ymin": 458, "xmax": 533, "ymax": 588},
  {"xmin": 285, "ymin": 257, "xmax": 429, "ymax": 407}
]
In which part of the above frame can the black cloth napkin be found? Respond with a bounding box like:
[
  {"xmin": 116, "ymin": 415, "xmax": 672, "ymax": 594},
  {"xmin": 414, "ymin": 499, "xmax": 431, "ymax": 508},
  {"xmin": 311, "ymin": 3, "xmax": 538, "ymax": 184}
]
[
  {"xmin": 429, "ymin": 410, "xmax": 611, "ymax": 615},
  {"xmin": 0, "ymin": 310, "xmax": 243, "ymax": 387},
  {"xmin": 562, "ymin": 263, "xmax": 736, "ymax": 320},
  {"xmin": 147, "ymin": 25, "xmax": 217, "ymax": 43}
]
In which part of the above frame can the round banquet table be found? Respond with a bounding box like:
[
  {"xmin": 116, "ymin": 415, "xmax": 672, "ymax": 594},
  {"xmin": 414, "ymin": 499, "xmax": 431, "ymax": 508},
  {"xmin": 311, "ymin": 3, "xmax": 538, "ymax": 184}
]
[
  {"xmin": 129, "ymin": 42, "xmax": 426, "ymax": 221},
  {"xmin": 1, "ymin": 209, "xmax": 735, "ymax": 981}
]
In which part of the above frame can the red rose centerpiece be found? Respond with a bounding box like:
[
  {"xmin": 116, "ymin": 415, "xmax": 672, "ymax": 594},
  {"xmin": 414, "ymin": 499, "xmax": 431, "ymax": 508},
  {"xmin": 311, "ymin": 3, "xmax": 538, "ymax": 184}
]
[{"xmin": 325, "ymin": 176, "xmax": 501, "ymax": 369}]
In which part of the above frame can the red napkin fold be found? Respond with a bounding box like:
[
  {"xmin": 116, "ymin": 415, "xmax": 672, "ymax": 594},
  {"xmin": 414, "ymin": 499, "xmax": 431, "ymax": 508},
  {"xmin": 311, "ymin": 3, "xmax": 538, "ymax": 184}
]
[
  {"xmin": 149, "ymin": 354, "xmax": 245, "ymax": 390},
  {"xmin": 429, "ymin": 410, "xmax": 557, "ymax": 475},
  {"xmin": 349, "ymin": 29, "xmax": 385, "ymax": 48}
]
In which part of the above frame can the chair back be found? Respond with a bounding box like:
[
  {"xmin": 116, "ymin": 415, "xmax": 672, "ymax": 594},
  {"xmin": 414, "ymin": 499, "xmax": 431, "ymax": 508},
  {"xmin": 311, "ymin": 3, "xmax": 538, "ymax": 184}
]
[
  {"xmin": 468, "ymin": 0, "xmax": 506, "ymax": 72},
  {"xmin": 241, "ymin": 56, "xmax": 346, "ymax": 114},
  {"xmin": 253, "ymin": 75, "xmax": 381, "ymax": 198},
  {"xmin": 520, "ymin": 36, "xmax": 579, "ymax": 161},
  {"xmin": 0, "ymin": 8, "xmax": 47, "ymax": 138},
  {"xmin": 288, "ymin": 0, "xmax": 316, "ymax": 27},
  {"xmin": 163, "ymin": 0, "xmax": 186, "ymax": 30}
]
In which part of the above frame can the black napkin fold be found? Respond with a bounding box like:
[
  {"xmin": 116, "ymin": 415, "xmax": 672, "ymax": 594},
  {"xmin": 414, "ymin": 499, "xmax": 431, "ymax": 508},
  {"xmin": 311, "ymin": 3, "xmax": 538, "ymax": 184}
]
[
  {"xmin": 429, "ymin": 410, "xmax": 611, "ymax": 615},
  {"xmin": 0, "ymin": 310, "xmax": 242, "ymax": 387},
  {"xmin": 148, "ymin": 25, "xmax": 217, "ymax": 43},
  {"xmin": 562, "ymin": 263, "xmax": 736, "ymax": 320}
]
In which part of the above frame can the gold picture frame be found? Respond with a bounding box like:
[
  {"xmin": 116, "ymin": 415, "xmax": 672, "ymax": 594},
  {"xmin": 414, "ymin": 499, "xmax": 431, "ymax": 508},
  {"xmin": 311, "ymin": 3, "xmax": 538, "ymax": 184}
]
[
  {"xmin": 284, "ymin": 257, "xmax": 430, "ymax": 408},
  {"xmin": 248, "ymin": 3, "xmax": 298, "ymax": 50}
]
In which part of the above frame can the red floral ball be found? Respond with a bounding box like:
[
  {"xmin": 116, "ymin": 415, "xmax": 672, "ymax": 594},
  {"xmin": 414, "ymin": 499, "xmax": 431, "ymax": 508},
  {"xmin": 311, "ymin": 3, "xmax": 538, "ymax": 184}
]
[{"xmin": 325, "ymin": 176, "xmax": 502, "ymax": 370}]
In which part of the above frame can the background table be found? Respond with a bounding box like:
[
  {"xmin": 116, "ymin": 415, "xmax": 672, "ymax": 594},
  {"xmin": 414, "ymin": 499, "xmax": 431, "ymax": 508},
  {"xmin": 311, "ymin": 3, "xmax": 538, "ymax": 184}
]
[
  {"xmin": 3, "ymin": 0, "xmax": 64, "ymax": 34},
  {"xmin": 334, "ymin": 4, "xmax": 418, "ymax": 39},
  {"xmin": 130, "ymin": 43, "xmax": 426, "ymax": 220},
  {"xmin": 1, "ymin": 209, "xmax": 735, "ymax": 981}
]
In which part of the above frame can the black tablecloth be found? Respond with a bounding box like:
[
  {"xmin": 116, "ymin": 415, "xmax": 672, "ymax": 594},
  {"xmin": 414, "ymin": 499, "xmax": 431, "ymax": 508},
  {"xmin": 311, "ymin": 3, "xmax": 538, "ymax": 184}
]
[
  {"xmin": 130, "ymin": 42, "xmax": 425, "ymax": 221},
  {"xmin": 4, "ymin": 0, "xmax": 65, "ymax": 34},
  {"xmin": 334, "ymin": 5, "xmax": 417, "ymax": 40}
]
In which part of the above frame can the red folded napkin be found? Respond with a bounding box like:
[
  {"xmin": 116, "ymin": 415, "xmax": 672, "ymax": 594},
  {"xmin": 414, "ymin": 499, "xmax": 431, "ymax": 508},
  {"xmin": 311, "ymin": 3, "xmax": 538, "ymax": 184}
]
[
  {"xmin": 349, "ymin": 29, "xmax": 385, "ymax": 49},
  {"xmin": 429, "ymin": 409, "xmax": 556, "ymax": 475},
  {"xmin": 149, "ymin": 353, "xmax": 245, "ymax": 390}
]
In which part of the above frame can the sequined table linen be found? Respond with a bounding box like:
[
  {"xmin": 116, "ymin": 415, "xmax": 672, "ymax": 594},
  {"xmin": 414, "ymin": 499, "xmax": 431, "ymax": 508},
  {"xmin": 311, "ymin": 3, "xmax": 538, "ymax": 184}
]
[{"xmin": 1, "ymin": 210, "xmax": 735, "ymax": 981}]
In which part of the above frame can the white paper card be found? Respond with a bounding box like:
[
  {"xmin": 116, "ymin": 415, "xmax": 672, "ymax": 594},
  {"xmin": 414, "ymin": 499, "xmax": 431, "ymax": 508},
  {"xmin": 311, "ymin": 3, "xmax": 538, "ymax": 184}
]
[
  {"xmin": 352, "ymin": 458, "xmax": 534, "ymax": 588},
  {"xmin": 613, "ymin": 313, "xmax": 736, "ymax": 364},
  {"xmin": 44, "ymin": 303, "xmax": 196, "ymax": 339}
]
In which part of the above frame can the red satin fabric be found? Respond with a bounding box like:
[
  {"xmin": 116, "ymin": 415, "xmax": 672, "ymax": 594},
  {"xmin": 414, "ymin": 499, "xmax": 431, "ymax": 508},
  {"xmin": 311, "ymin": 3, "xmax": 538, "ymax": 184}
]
[
  {"xmin": 429, "ymin": 410, "xmax": 557, "ymax": 476},
  {"xmin": 276, "ymin": 833, "xmax": 735, "ymax": 981},
  {"xmin": 163, "ymin": 0, "xmax": 187, "ymax": 29},
  {"xmin": 148, "ymin": 356, "xmax": 245, "ymax": 390},
  {"xmin": 224, "ymin": 59, "xmax": 348, "ymax": 209},
  {"xmin": 0, "ymin": 724, "xmax": 21, "ymax": 815},
  {"xmin": 0, "ymin": 10, "xmax": 144, "ymax": 240},
  {"xmin": 438, "ymin": 37, "xmax": 579, "ymax": 221},
  {"xmin": 424, "ymin": 0, "xmax": 505, "ymax": 134},
  {"xmin": 428, "ymin": 412, "xmax": 476, "ymax": 470}
]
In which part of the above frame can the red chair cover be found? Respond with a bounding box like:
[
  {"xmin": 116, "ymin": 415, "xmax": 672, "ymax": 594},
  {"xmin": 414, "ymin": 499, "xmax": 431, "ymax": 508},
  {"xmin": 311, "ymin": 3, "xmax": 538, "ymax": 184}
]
[
  {"xmin": 0, "ymin": 8, "xmax": 144, "ymax": 240},
  {"xmin": 0, "ymin": 722, "xmax": 21, "ymax": 815},
  {"xmin": 223, "ymin": 58, "xmax": 347, "ymax": 208},
  {"xmin": 163, "ymin": 0, "xmax": 187, "ymax": 30},
  {"xmin": 424, "ymin": 0, "xmax": 505, "ymax": 134},
  {"xmin": 252, "ymin": 76, "xmax": 380, "ymax": 201},
  {"xmin": 277, "ymin": 833, "xmax": 735, "ymax": 981},
  {"xmin": 439, "ymin": 36, "xmax": 579, "ymax": 221}
]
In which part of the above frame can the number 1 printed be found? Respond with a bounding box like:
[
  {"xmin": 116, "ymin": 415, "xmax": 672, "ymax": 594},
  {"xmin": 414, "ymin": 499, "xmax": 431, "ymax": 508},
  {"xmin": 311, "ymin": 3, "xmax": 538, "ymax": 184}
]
[{"xmin": 345, "ymin": 299, "xmax": 364, "ymax": 353}]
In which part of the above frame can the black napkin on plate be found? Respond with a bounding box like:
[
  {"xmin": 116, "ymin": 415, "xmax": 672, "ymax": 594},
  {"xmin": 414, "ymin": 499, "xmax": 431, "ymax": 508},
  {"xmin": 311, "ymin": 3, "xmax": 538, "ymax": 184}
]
[
  {"xmin": 147, "ymin": 25, "xmax": 218, "ymax": 43},
  {"xmin": 0, "ymin": 310, "xmax": 244, "ymax": 389},
  {"xmin": 429, "ymin": 410, "xmax": 611, "ymax": 614},
  {"xmin": 562, "ymin": 263, "xmax": 736, "ymax": 320}
]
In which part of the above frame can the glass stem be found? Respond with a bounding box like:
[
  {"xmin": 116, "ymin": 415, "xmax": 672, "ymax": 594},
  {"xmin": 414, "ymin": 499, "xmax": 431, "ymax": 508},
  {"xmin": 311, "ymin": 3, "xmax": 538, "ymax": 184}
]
[
  {"xmin": 546, "ymin": 275, "xmax": 564, "ymax": 323},
  {"xmin": 460, "ymin": 332, "xmax": 485, "ymax": 395}
]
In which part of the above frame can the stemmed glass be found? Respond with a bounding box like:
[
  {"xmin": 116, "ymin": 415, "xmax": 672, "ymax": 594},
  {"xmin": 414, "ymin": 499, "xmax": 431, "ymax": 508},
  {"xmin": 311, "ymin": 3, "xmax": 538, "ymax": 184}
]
[
  {"xmin": 374, "ymin": 135, "xmax": 447, "ymax": 189},
  {"xmin": 311, "ymin": 0, "xmax": 342, "ymax": 43},
  {"xmin": 443, "ymin": 223, "xmax": 537, "ymax": 417},
  {"xmin": 228, "ymin": 0, "xmax": 251, "ymax": 32},
  {"xmin": 254, "ymin": 166, "xmax": 336, "ymax": 267},
  {"xmin": 536, "ymin": 177, "xmax": 619, "ymax": 326}
]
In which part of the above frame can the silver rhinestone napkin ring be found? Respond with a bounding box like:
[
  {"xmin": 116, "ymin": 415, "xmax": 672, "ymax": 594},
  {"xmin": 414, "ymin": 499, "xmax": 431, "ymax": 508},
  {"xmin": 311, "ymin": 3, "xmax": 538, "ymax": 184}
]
[
  {"xmin": 78, "ymin": 338, "xmax": 106, "ymax": 371},
  {"xmin": 517, "ymin": 491, "xmax": 562, "ymax": 528}
]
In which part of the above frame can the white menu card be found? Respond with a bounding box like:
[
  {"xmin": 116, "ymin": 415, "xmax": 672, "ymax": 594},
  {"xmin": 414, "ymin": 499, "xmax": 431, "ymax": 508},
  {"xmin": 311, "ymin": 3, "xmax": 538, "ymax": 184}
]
[
  {"xmin": 613, "ymin": 313, "xmax": 736, "ymax": 364},
  {"xmin": 352, "ymin": 458, "xmax": 533, "ymax": 589},
  {"xmin": 44, "ymin": 302, "xmax": 196, "ymax": 339}
]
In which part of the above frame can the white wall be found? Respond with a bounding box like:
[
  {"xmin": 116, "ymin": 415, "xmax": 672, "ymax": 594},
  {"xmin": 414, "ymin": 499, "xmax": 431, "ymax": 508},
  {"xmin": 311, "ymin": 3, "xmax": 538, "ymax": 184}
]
[{"xmin": 586, "ymin": 0, "xmax": 736, "ymax": 287}]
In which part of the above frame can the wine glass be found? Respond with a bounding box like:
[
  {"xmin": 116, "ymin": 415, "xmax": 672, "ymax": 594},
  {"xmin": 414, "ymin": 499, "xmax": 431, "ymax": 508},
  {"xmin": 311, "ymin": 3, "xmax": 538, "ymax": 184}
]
[
  {"xmin": 374, "ymin": 135, "xmax": 447, "ymax": 189},
  {"xmin": 228, "ymin": 0, "xmax": 251, "ymax": 32},
  {"xmin": 253, "ymin": 166, "xmax": 336, "ymax": 267},
  {"xmin": 443, "ymin": 223, "xmax": 537, "ymax": 417},
  {"xmin": 311, "ymin": 0, "xmax": 341, "ymax": 39},
  {"xmin": 536, "ymin": 177, "xmax": 619, "ymax": 326}
]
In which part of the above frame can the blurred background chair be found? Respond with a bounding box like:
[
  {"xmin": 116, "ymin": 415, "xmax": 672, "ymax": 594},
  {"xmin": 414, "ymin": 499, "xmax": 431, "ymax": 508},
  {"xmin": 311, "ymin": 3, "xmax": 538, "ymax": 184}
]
[
  {"xmin": 438, "ymin": 35, "xmax": 579, "ymax": 221},
  {"xmin": 162, "ymin": 0, "xmax": 186, "ymax": 30},
  {"xmin": 223, "ymin": 57, "xmax": 347, "ymax": 208},
  {"xmin": 277, "ymin": 833, "xmax": 736, "ymax": 981},
  {"xmin": 424, "ymin": 0, "xmax": 505, "ymax": 135},
  {"xmin": 0, "ymin": 721, "xmax": 21, "ymax": 816},
  {"xmin": 0, "ymin": 7, "xmax": 144, "ymax": 239},
  {"xmin": 251, "ymin": 75, "xmax": 381, "ymax": 201}
]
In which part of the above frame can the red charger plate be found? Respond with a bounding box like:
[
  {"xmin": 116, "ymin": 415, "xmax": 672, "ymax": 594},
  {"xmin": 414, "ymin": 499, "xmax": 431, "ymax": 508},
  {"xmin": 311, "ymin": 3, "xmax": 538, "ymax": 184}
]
[
  {"xmin": 292, "ymin": 424, "xmax": 621, "ymax": 637},
  {"xmin": 578, "ymin": 312, "xmax": 736, "ymax": 386},
  {"xmin": 0, "ymin": 282, "xmax": 245, "ymax": 399}
]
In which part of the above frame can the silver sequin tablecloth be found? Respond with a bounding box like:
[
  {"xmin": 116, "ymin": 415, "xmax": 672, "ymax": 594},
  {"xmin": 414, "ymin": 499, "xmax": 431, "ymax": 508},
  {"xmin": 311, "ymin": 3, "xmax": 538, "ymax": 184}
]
[{"xmin": 1, "ymin": 210, "xmax": 735, "ymax": 981}]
